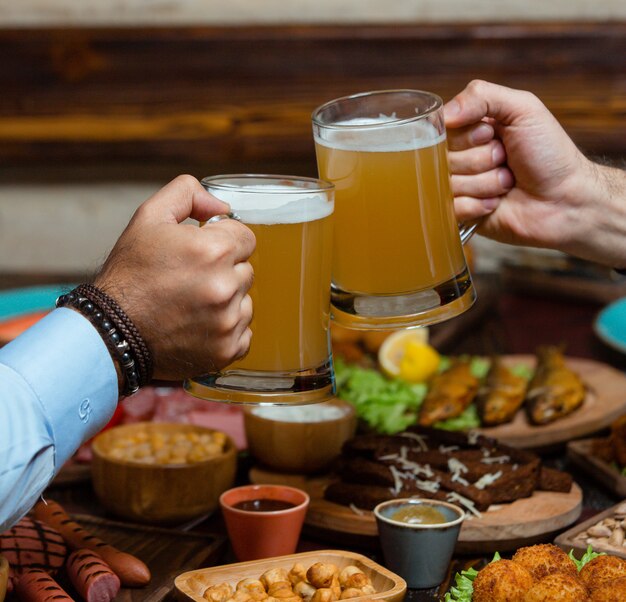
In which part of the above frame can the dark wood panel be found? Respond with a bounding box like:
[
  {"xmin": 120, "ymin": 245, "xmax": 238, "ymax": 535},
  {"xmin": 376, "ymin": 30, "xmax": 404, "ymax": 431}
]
[{"xmin": 0, "ymin": 23, "xmax": 624, "ymax": 180}]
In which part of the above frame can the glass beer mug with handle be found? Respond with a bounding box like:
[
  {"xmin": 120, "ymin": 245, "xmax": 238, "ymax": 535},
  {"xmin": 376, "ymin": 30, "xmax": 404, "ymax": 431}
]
[
  {"xmin": 184, "ymin": 174, "xmax": 336, "ymax": 404},
  {"xmin": 312, "ymin": 89, "xmax": 477, "ymax": 330}
]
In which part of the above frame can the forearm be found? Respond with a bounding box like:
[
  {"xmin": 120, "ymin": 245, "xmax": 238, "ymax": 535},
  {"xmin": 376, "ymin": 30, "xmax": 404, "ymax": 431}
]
[
  {"xmin": 0, "ymin": 309, "xmax": 118, "ymax": 529},
  {"xmin": 561, "ymin": 159, "xmax": 626, "ymax": 268}
]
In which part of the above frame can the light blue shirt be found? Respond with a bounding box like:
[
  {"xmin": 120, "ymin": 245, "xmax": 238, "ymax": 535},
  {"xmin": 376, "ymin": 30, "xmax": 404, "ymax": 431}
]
[{"xmin": 0, "ymin": 308, "xmax": 118, "ymax": 530}]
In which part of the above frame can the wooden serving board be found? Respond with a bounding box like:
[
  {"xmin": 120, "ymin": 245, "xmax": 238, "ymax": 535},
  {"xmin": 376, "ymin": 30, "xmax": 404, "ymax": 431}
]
[
  {"xmin": 555, "ymin": 501, "xmax": 626, "ymax": 560},
  {"xmin": 175, "ymin": 550, "xmax": 406, "ymax": 602},
  {"xmin": 64, "ymin": 514, "xmax": 225, "ymax": 602},
  {"xmin": 249, "ymin": 468, "xmax": 583, "ymax": 554},
  {"xmin": 476, "ymin": 356, "xmax": 626, "ymax": 449},
  {"xmin": 567, "ymin": 438, "xmax": 626, "ymax": 497}
]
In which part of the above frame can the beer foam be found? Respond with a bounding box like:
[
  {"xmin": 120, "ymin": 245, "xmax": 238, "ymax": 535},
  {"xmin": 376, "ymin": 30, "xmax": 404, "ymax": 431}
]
[
  {"xmin": 210, "ymin": 185, "xmax": 333, "ymax": 225},
  {"xmin": 314, "ymin": 116, "xmax": 446, "ymax": 152}
]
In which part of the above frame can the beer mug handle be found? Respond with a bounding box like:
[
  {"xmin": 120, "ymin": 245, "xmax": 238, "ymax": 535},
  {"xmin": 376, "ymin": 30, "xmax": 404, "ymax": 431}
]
[{"xmin": 459, "ymin": 220, "xmax": 479, "ymax": 245}]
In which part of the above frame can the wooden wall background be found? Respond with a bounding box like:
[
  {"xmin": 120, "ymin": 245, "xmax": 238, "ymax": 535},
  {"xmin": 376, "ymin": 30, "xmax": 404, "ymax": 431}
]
[{"xmin": 1, "ymin": 22, "xmax": 624, "ymax": 185}]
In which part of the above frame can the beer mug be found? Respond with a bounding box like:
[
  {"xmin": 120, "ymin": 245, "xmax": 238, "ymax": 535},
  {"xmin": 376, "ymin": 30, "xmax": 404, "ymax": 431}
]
[
  {"xmin": 184, "ymin": 174, "xmax": 335, "ymax": 404},
  {"xmin": 312, "ymin": 89, "xmax": 476, "ymax": 329}
]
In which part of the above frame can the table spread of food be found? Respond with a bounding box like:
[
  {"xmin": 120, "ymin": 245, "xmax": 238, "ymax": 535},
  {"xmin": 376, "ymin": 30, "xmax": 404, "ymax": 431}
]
[{"xmin": 2, "ymin": 283, "xmax": 626, "ymax": 602}]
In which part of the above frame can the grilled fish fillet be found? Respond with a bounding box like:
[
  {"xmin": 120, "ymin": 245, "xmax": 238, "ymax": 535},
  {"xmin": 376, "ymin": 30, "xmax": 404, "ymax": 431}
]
[
  {"xmin": 525, "ymin": 346, "xmax": 585, "ymax": 425},
  {"xmin": 418, "ymin": 360, "xmax": 479, "ymax": 426},
  {"xmin": 476, "ymin": 357, "xmax": 528, "ymax": 426}
]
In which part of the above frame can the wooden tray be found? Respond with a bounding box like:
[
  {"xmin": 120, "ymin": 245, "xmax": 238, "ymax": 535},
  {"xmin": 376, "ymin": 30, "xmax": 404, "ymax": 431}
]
[
  {"xmin": 476, "ymin": 356, "xmax": 626, "ymax": 449},
  {"xmin": 66, "ymin": 514, "xmax": 225, "ymax": 601},
  {"xmin": 175, "ymin": 550, "xmax": 406, "ymax": 602},
  {"xmin": 249, "ymin": 468, "xmax": 583, "ymax": 554},
  {"xmin": 567, "ymin": 438, "xmax": 626, "ymax": 497},
  {"xmin": 555, "ymin": 501, "xmax": 626, "ymax": 560}
]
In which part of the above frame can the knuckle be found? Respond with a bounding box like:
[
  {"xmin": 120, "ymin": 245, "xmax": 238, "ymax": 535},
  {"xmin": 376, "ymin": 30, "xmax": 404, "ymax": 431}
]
[
  {"xmin": 242, "ymin": 263, "xmax": 255, "ymax": 290},
  {"xmin": 228, "ymin": 221, "xmax": 256, "ymax": 249},
  {"xmin": 520, "ymin": 90, "xmax": 540, "ymax": 106},
  {"xmin": 130, "ymin": 201, "xmax": 152, "ymax": 224},
  {"xmin": 174, "ymin": 173, "xmax": 200, "ymax": 191},
  {"xmin": 206, "ymin": 238, "xmax": 232, "ymax": 263},
  {"xmin": 467, "ymin": 79, "xmax": 488, "ymax": 95},
  {"xmin": 208, "ymin": 279, "xmax": 237, "ymax": 306},
  {"xmin": 237, "ymin": 331, "xmax": 252, "ymax": 360}
]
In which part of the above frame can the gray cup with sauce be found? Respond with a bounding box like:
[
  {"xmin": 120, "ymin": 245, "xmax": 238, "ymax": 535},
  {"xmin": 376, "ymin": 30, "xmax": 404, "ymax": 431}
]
[{"xmin": 373, "ymin": 498, "xmax": 465, "ymax": 589}]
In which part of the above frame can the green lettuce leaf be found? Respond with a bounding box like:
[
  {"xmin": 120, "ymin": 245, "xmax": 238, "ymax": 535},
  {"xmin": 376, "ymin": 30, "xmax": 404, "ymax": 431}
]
[
  {"xmin": 569, "ymin": 545, "xmax": 605, "ymax": 571},
  {"xmin": 335, "ymin": 354, "xmax": 531, "ymax": 434},
  {"xmin": 334, "ymin": 357, "xmax": 427, "ymax": 434},
  {"xmin": 444, "ymin": 553, "xmax": 501, "ymax": 602},
  {"xmin": 434, "ymin": 404, "xmax": 481, "ymax": 431}
]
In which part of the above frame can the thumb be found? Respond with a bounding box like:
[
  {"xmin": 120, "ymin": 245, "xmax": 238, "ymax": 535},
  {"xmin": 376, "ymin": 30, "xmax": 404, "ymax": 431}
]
[
  {"xmin": 141, "ymin": 174, "xmax": 230, "ymax": 224},
  {"xmin": 444, "ymin": 80, "xmax": 537, "ymax": 129}
]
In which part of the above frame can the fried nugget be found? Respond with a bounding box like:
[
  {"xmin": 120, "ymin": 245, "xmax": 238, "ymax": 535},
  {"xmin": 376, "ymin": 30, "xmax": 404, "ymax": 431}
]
[
  {"xmin": 512, "ymin": 544, "xmax": 578, "ymax": 582},
  {"xmin": 473, "ymin": 559, "xmax": 534, "ymax": 602},
  {"xmin": 523, "ymin": 572, "xmax": 589, "ymax": 602},
  {"xmin": 580, "ymin": 555, "xmax": 626, "ymax": 591},
  {"xmin": 590, "ymin": 575, "xmax": 626, "ymax": 601}
]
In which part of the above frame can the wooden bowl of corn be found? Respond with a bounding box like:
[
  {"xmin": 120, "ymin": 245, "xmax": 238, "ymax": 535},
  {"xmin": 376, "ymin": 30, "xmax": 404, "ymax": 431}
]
[{"xmin": 91, "ymin": 422, "xmax": 237, "ymax": 524}]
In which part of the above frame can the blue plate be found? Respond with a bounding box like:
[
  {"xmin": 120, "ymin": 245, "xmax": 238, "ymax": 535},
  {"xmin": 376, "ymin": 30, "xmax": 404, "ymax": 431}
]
[
  {"xmin": 0, "ymin": 284, "xmax": 75, "ymax": 322},
  {"xmin": 594, "ymin": 297, "xmax": 626, "ymax": 354}
]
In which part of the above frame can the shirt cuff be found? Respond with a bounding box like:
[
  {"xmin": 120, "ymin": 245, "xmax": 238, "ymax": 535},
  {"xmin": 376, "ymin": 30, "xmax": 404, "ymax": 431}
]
[{"xmin": 0, "ymin": 307, "xmax": 118, "ymax": 472}]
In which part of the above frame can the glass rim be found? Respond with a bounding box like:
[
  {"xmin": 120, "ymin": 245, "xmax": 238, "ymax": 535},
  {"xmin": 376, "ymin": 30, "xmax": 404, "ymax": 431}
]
[
  {"xmin": 311, "ymin": 89, "xmax": 443, "ymax": 130},
  {"xmin": 201, "ymin": 173, "xmax": 334, "ymax": 194},
  {"xmin": 373, "ymin": 498, "xmax": 465, "ymax": 529}
]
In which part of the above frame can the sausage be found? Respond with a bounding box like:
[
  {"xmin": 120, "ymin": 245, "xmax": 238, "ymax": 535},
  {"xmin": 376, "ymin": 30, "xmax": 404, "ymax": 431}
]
[
  {"xmin": 66, "ymin": 549, "xmax": 120, "ymax": 602},
  {"xmin": 0, "ymin": 517, "xmax": 67, "ymax": 581},
  {"xmin": 33, "ymin": 501, "xmax": 150, "ymax": 587},
  {"xmin": 15, "ymin": 568, "xmax": 74, "ymax": 602}
]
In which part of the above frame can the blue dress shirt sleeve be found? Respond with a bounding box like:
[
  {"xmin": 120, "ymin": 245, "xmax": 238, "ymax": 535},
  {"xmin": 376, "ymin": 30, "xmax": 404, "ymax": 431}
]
[{"xmin": 0, "ymin": 307, "xmax": 118, "ymax": 530}]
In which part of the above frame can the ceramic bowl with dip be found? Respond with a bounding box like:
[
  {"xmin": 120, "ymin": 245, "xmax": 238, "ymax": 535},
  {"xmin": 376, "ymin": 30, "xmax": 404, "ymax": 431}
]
[
  {"xmin": 243, "ymin": 398, "xmax": 357, "ymax": 474},
  {"xmin": 373, "ymin": 498, "xmax": 465, "ymax": 589},
  {"xmin": 220, "ymin": 484, "xmax": 310, "ymax": 561}
]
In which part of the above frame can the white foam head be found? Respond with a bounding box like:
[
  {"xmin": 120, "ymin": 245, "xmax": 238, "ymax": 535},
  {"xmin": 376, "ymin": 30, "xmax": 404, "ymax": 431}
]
[
  {"xmin": 314, "ymin": 116, "xmax": 446, "ymax": 152},
  {"xmin": 208, "ymin": 184, "xmax": 333, "ymax": 225}
]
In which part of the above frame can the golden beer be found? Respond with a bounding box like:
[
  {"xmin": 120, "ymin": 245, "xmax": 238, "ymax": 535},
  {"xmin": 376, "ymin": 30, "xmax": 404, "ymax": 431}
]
[
  {"xmin": 230, "ymin": 205, "xmax": 333, "ymax": 372},
  {"xmin": 316, "ymin": 135, "xmax": 465, "ymax": 294},
  {"xmin": 185, "ymin": 175, "xmax": 335, "ymax": 404},
  {"xmin": 312, "ymin": 90, "xmax": 476, "ymax": 329}
]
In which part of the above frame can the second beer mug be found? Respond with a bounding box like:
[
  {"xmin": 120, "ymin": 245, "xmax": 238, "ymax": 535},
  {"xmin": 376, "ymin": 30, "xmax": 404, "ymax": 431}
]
[
  {"xmin": 312, "ymin": 89, "xmax": 476, "ymax": 329},
  {"xmin": 184, "ymin": 174, "xmax": 335, "ymax": 404}
]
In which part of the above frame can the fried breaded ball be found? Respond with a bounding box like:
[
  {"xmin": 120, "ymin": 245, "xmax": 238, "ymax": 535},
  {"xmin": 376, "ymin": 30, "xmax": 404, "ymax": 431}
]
[
  {"xmin": 523, "ymin": 572, "xmax": 589, "ymax": 602},
  {"xmin": 310, "ymin": 588, "xmax": 336, "ymax": 602},
  {"xmin": 288, "ymin": 564, "xmax": 307, "ymax": 587},
  {"xmin": 307, "ymin": 563, "xmax": 338, "ymax": 589},
  {"xmin": 261, "ymin": 569, "xmax": 290, "ymax": 590},
  {"xmin": 204, "ymin": 583, "xmax": 234, "ymax": 602},
  {"xmin": 338, "ymin": 566, "xmax": 371, "ymax": 590},
  {"xmin": 294, "ymin": 581, "xmax": 316, "ymax": 602},
  {"xmin": 512, "ymin": 544, "xmax": 578, "ymax": 583},
  {"xmin": 590, "ymin": 575, "xmax": 626, "ymax": 601},
  {"xmin": 580, "ymin": 555, "xmax": 626, "ymax": 591},
  {"xmin": 472, "ymin": 559, "xmax": 534, "ymax": 602}
]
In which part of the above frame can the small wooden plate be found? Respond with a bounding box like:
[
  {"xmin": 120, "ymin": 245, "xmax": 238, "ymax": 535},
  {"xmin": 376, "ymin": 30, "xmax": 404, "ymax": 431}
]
[
  {"xmin": 477, "ymin": 356, "xmax": 626, "ymax": 449},
  {"xmin": 175, "ymin": 550, "xmax": 406, "ymax": 602},
  {"xmin": 567, "ymin": 438, "xmax": 626, "ymax": 497},
  {"xmin": 555, "ymin": 501, "xmax": 626, "ymax": 560},
  {"xmin": 249, "ymin": 468, "xmax": 583, "ymax": 554}
]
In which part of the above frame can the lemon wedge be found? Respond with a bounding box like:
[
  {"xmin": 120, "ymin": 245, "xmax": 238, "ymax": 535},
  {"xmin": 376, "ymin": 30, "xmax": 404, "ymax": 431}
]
[
  {"xmin": 378, "ymin": 327, "xmax": 437, "ymax": 383},
  {"xmin": 398, "ymin": 341, "xmax": 440, "ymax": 383}
]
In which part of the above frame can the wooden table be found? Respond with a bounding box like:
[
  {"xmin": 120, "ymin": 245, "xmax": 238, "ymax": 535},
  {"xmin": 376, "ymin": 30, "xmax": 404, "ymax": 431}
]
[{"xmin": 21, "ymin": 273, "xmax": 626, "ymax": 599}]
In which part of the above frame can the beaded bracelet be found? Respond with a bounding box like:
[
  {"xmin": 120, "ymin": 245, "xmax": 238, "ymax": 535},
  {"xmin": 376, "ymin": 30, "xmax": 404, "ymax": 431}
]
[{"xmin": 56, "ymin": 284, "xmax": 154, "ymax": 397}]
